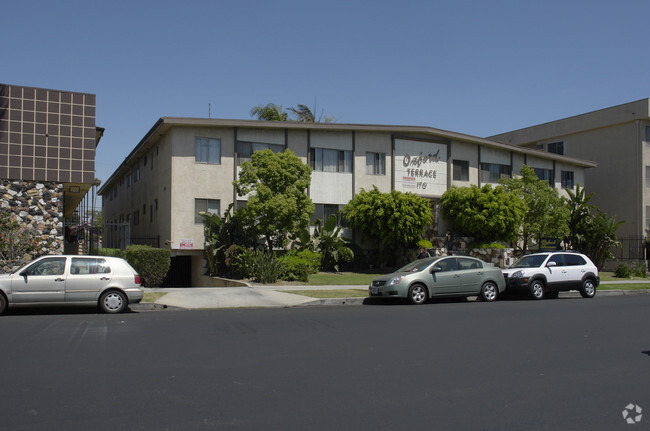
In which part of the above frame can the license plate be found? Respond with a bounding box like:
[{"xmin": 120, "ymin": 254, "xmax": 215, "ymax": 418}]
[{"xmin": 371, "ymin": 288, "xmax": 379, "ymax": 295}]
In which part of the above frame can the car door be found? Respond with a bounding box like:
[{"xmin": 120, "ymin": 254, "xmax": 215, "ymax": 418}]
[
  {"xmin": 457, "ymin": 257, "xmax": 485, "ymax": 294},
  {"xmin": 428, "ymin": 258, "xmax": 462, "ymax": 295},
  {"xmin": 65, "ymin": 257, "xmax": 113, "ymax": 302},
  {"xmin": 10, "ymin": 257, "xmax": 67, "ymax": 303},
  {"xmin": 562, "ymin": 254, "xmax": 589, "ymax": 290},
  {"xmin": 544, "ymin": 254, "xmax": 567, "ymax": 290}
]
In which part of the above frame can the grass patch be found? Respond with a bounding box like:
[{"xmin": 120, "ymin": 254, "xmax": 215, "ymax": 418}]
[
  {"xmin": 282, "ymin": 289, "xmax": 369, "ymax": 298},
  {"xmin": 599, "ymin": 271, "xmax": 648, "ymax": 281},
  {"xmin": 142, "ymin": 292, "xmax": 168, "ymax": 303},
  {"xmin": 306, "ymin": 272, "xmax": 381, "ymax": 286}
]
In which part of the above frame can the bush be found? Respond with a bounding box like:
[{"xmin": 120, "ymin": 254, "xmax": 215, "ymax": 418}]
[
  {"xmin": 634, "ymin": 261, "xmax": 647, "ymax": 278},
  {"xmin": 98, "ymin": 248, "xmax": 122, "ymax": 258},
  {"xmin": 123, "ymin": 245, "xmax": 171, "ymax": 287},
  {"xmin": 417, "ymin": 239, "xmax": 433, "ymax": 249},
  {"xmin": 467, "ymin": 242, "xmax": 505, "ymax": 249},
  {"xmin": 278, "ymin": 250, "xmax": 321, "ymax": 282},
  {"xmin": 249, "ymin": 251, "xmax": 284, "ymax": 284},
  {"xmin": 614, "ymin": 264, "xmax": 631, "ymax": 278}
]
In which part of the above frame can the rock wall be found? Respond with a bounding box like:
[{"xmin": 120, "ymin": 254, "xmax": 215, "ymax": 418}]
[{"xmin": 0, "ymin": 180, "xmax": 64, "ymax": 273}]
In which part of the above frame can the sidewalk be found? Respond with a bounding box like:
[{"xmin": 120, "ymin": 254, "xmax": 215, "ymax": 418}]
[{"xmin": 132, "ymin": 283, "xmax": 650, "ymax": 311}]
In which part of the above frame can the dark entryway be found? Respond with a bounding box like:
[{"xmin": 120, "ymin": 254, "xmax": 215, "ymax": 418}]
[{"xmin": 162, "ymin": 256, "xmax": 192, "ymax": 287}]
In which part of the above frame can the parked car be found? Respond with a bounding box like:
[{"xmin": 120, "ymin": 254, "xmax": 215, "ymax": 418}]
[
  {"xmin": 502, "ymin": 251, "xmax": 599, "ymax": 299},
  {"xmin": 369, "ymin": 256, "xmax": 506, "ymax": 304},
  {"xmin": 0, "ymin": 255, "xmax": 143, "ymax": 314}
]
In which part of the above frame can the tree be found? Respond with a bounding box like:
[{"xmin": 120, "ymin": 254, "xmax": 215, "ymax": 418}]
[
  {"xmin": 499, "ymin": 165, "xmax": 569, "ymax": 252},
  {"xmin": 341, "ymin": 186, "xmax": 433, "ymax": 262},
  {"xmin": 565, "ymin": 185, "xmax": 622, "ymax": 269},
  {"xmin": 0, "ymin": 210, "xmax": 39, "ymax": 266},
  {"xmin": 440, "ymin": 184, "xmax": 526, "ymax": 243},
  {"xmin": 250, "ymin": 103, "xmax": 288, "ymax": 121},
  {"xmin": 295, "ymin": 214, "xmax": 353, "ymax": 272},
  {"xmin": 233, "ymin": 149, "xmax": 314, "ymax": 252}
]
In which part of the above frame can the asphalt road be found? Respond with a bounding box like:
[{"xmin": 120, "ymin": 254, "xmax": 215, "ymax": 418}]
[{"xmin": 1, "ymin": 296, "xmax": 649, "ymax": 431}]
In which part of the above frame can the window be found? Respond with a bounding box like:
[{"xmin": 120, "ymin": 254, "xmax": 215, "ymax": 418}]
[
  {"xmin": 646, "ymin": 126, "xmax": 650, "ymax": 142},
  {"xmin": 195, "ymin": 199, "xmax": 220, "ymax": 223},
  {"xmin": 126, "ymin": 174, "xmax": 132, "ymax": 188},
  {"xmin": 436, "ymin": 258, "xmax": 458, "ymax": 272},
  {"xmin": 453, "ymin": 160, "xmax": 469, "ymax": 181},
  {"xmin": 134, "ymin": 168, "xmax": 140, "ymax": 182},
  {"xmin": 547, "ymin": 142, "xmax": 565, "ymax": 155},
  {"xmin": 480, "ymin": 163, "xmax": 511, "ymax": 183},
  {"xmin": 548, "ymin": 254, "xmax": 565, "ymax": 266},
  {"xmin": 311, "ymin": 203, "xmax": 347, "ymax": 227},
  {"xmin": 564, "ymin": 254, "xmax": 586, "ymax": 266},
  {"xmin": 366, "ymin": 152, "xmax": 386, "ymax": 175},
  {"xmin": 647, "ymin": 167, "xmax": 650, "ymax": 188},
  {"xmin": 533, "ymin": 167, "xmax": 553, "ymax": 186},
  {"xmin": 457, "ymin": 258, "xmax": 482, "ymax": 270},
  {"xmin": 310, "ymin": 148, "xmax": 352, "ymax": 173},
  {"xmin": 236, "ymin": 141, "xmax": 284, "ymax": 164},
  {"xmin": 195, "ymin": 137, "xmax": 221, "ymax": 164},
  {"xmin": 646, "ymin": 206, "xmax": 650, "ymax": 232},
  {"xmin": 70, "ymin": 258, "xmax": 111, "ymax": 275},
  {"xmin": 25, "ymin": 257, "xmax": 66, "ymax": 276},
  {"xmin": 150, "ymin": 205, "xmax": 153, "ymax": 222},
  {"xmin": 561, "ymin": 171, "xmax": 574, "ymax": 189},
  {"xmin": 133, "ymin": 211, "xmax": 139, "ymax": 226}
]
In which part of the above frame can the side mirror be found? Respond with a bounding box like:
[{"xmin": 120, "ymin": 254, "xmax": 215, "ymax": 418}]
[
  {"xmin": 546, "ymin": 261, "xmax": 557, "ymax": 267},
  {"xmin": 430, "ymin": 265, "xmax": 442, "ymax": 273},
  {"xmin": 20, "ymin": 270, "xmax": 28, "ymax": 277}
]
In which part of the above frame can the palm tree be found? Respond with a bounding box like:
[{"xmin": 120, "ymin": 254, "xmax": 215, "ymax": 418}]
[{"xmin": 250, "ymin": 103, "xmax": 288, "ymax": 121}]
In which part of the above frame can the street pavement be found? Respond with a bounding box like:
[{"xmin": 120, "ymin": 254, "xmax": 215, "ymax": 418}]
[{"xmin": 135, "ymin": 280, "xmax": 650, "ymax": 310}]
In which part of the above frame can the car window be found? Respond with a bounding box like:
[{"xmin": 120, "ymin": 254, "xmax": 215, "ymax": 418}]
[
  {"xmin": 25, "ymin": 257, "xmax": 66, "ymax": 276},
  {"xmin": 564, "ymin": 254, "xmax": 587, "ymax": 266},
  {"xmin": 71, "ymin": 258, "xmax": 112, "ymax": 275},
  {"xmin": 396, "ymin": 257, "xmax": 437, "ymax": 273},
  {"xmin": 548, "ymin": 254, "xmax": 565, "ymax": 266},
  {"xmin": 458, "ymin": 258, "xmax": 482, "ymax": 270},
  {"xmin": 510, "ymin": 255, "xmax": 547, "ymax": 268},
  {"xmin": 436, "ymin": 258, "xmax": 458, "ymax": 272}
]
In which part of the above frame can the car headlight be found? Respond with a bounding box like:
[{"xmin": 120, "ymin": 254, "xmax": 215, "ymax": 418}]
[
  {"xmin": 511, "ymin": 270, "xmax": 523, "ymax": 278},
  {"xmin": 388, "ymin": 276, "xmax": 405, "ymax": 286}
]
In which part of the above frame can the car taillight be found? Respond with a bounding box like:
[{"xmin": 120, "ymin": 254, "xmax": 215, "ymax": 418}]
[{"xmin": 134, "ymin": 274, "xmax": 141, "ymax": 285}]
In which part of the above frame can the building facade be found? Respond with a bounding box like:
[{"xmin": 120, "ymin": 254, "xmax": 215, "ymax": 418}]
[
  {"xmin": 0, "ymin": 83, "xmax": 102, "ymax": 268},
  {"xmin": 490, "ymin": 98, "xmax": 650, "ymax": 255},
  {"xmin": 99, "ymin": 117, "xmax": 595, "ymax": 286}
]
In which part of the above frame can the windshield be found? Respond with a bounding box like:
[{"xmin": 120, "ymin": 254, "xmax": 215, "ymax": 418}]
[
  {"xmin": 509, "ymin": 255, "xmax": 547, "ymax": 269},
  {"xmin": 395, "ymin": 258, "xmax": 436, "ymax": 273}
]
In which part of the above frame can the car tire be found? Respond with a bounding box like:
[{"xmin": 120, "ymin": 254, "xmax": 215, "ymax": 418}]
[
  {"xmin": 580, "ymin": 279, "xmax": 597, "ymax": 298},
  {"xmin": 99, "ymin": 290, "xmax": 128, "ymax": 314},
  {"xmin": 530, "ymin": 280, "xmax": 545, "ymax": 300},
  {"xmin": 408, "ymin": 284, "xmax": 428, "ymax": 305},
  {"xmin": 0, "ymin": 294, "xmax": 7, "ymax": 315},
  {"xmin": 479, "ymin": 282, "xmax": 498, "ymax": 302}
]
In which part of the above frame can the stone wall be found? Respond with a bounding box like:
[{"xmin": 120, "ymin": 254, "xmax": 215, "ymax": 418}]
[{"xmin": 0, "ymin": 180, "xmax": 64, "ymax": 273}]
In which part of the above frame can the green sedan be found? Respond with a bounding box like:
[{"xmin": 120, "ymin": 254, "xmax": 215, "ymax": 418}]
[{"xmin": 369, "ymin": 256, "xmax": 506, "ymax": 304}]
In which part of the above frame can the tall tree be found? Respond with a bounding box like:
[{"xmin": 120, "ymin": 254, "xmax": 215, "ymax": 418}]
[
  {"xmin": 565, "ymin": 185, "xmax": 622, "ymax": 269},
  {"xmin": 250, "ymin": 103, "xmax": 288, "ymax": 121},
  {"xmin": 500, "ymin": 165, "xmax": 569, "ymax": 252},
  {"xmin": 440, "ymin": 184, "xmax": 526, "ymax": 243},
  {"xmin": 233, "ymin": 149, "xmax": 314, "ymax": 252}
]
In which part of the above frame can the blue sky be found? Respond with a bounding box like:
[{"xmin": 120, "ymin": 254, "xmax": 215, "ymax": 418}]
[{"xmin": 3, "ymin": 0, "xmax": 650, "ymax": 187}]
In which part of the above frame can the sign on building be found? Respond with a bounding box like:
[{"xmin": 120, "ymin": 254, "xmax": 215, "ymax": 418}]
[{"xmin": 394, "ymin": 139, "xmax": 447, "ymax": 196}]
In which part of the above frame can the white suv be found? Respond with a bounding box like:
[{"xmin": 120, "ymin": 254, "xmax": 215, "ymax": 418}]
[{"xmin": 502, "ymin": 251, "xmax": 599, "ymax": 299}]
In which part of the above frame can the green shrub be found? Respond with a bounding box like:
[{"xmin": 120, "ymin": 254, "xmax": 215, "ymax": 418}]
[
  {"xmin": 634, "ymin": 261, "xmax": 647, "ymax": 278},
  {"xmin": 98, "ymin": 248, "xmax": 122, "ymax": 258},
  {"xmin": 231, "ymin": 247, "xmax": 256, "ymax": 279},
  {"xmin": 123, "ymin": 245, "xmax": 171, "ymax": 287},
  {"xmin": 614, "ymin": 263, "xmax": 631, "ymax": 278},
  {"xmin": 249, "ymin": 251, "xmax": 284, "ymax": 284},
  {"xmin": 468, "ymin": 242, "xmax": 505, "ymax": 249},
  {"xmin": 336, "ymin": 246, "xmax": 355, "ymax": 271},
  {"xmin": 278, "ymin": 250, "xmax": 321, "ymax": 282},
  {"xmin": 417, "ymin": 239, "xmax": 433, "ymax": 249}
]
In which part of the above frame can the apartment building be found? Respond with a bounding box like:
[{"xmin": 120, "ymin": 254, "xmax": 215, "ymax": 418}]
[
  {"xmin": 99, "ymin": 117, "xmax": 595, "ymax": 286},
  {"xmin": 490, "ymin": 98, "xmax": 650, "ymax": 254}
]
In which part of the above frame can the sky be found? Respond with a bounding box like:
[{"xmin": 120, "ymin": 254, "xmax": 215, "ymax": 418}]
[{"xmin": 3, "ymin": 0, "xmax": 650, "ymax": 191}]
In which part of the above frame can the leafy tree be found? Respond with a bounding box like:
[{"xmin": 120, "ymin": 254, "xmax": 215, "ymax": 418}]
[
  {"xmin": 440, "ymin": 184, "xmax": 526, "ymax": 242},
  {"xmin": 500, "ymin": 165, "xmax": 569, "ymax": 251},
  {"xmin": 0, "ymin": 210, "xmax": 39, "ymax": 265},
  {"xmin": 564, "ymin": 185, "xmax": 622, "ymax": 269},
  {"xmin": 297, "ymin": 214, "xmax": 353, "ymax": 272},
  {"xmin": 234, "ymin": 149, "xmax": 314, "ymax": 252},
  {"xmin": 341, "ymin": 186, "xmax": 433, "ymax": 262},
  {"xmin": 250, "ymin": 103, "xmax": 288, "ymax": 121}
]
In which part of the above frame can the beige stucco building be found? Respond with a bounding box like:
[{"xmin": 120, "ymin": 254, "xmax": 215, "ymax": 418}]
[
  {"xmin": 99, "ymin": 118, "xmax": 596, "ymax": 286},
  {"xmin": 490, "ymin": 98, "xmax": 650, "ymax": 254}
]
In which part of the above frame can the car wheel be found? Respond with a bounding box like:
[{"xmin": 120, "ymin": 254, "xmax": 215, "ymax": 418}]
[
  {"xmin": 99, "ymin": 290, "xmax": 128, "ymax": 314},
  {"xmin": 480, "ymin": 282, "xmax": 498, "ymax": 302},
  {"xmin": 0, "ymin": 294, "xmax": 6, "ymax": 315},
  {"xmin": 580, "ymin": 279, "xmax": 597, "ymax": 298},
  {"xmin": 408, "ymin": 284, "xmax": 428, "ymax": 305},
  {"xmin": 530, "ymin": 280, "xmax": 545, "ymax": 300}
]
